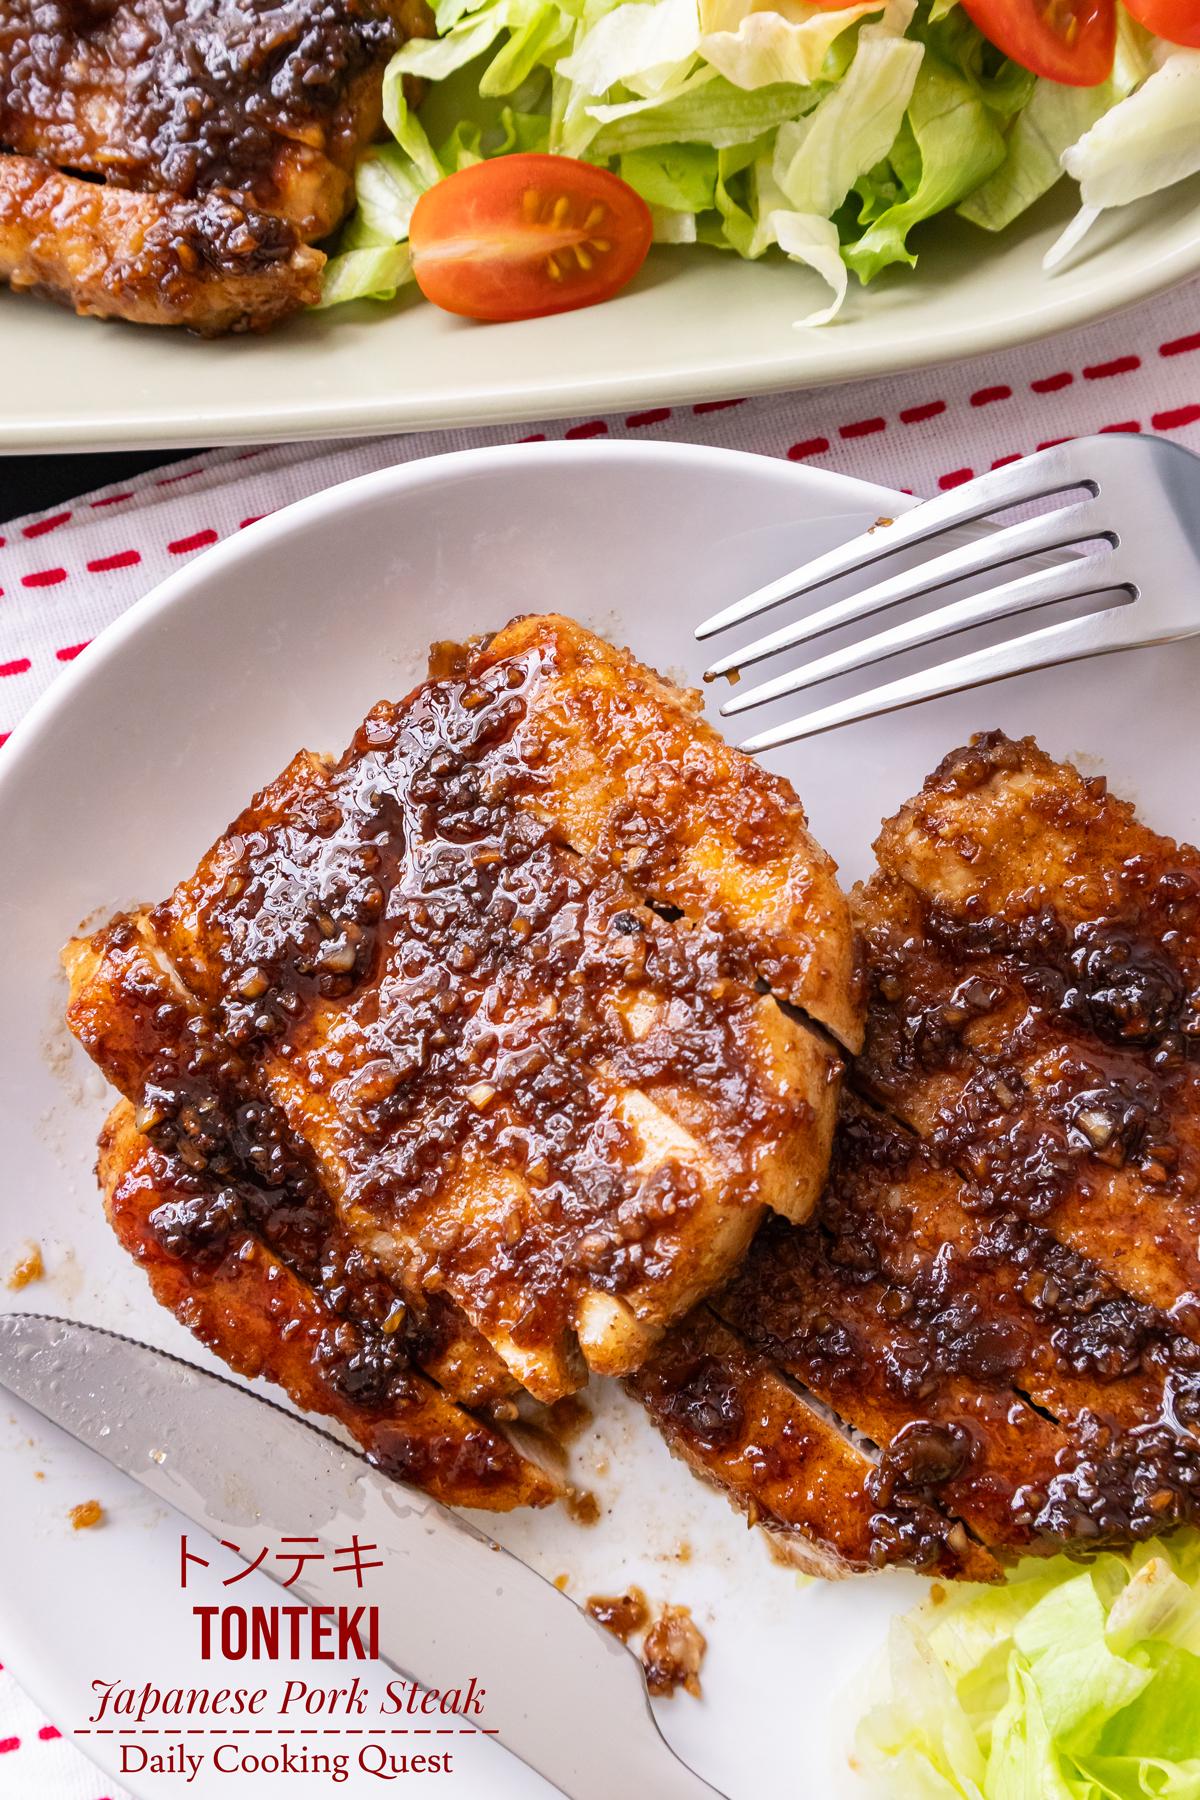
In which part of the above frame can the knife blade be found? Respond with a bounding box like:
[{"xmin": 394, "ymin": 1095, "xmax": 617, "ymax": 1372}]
[{"xmin": 0, "ymin": 1312, "xmax": 723, "ymax": 1800}]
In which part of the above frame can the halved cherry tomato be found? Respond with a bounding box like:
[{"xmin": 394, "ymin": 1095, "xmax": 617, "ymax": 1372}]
[
  {"xmin": 1122, "ymin": 0, "xmax": 1200, "ymax": 44},
  {"xmin": 962, "ymin": 0, "xmax": 1115, "ymax": 84},
  {"xmin": 409, "ymin": 154, "xmax": 653, "ymax": 324}
]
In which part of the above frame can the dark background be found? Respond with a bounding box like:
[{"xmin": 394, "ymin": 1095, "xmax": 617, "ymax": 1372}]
[{"xmin": 2, "ymin": 449, "xmax": 203, "ymax": 523}]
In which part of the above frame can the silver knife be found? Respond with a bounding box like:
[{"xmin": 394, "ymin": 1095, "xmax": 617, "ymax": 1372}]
[{"xmin": 0, "ymin": 1313, "xmax": 723, "ymax": 1800}]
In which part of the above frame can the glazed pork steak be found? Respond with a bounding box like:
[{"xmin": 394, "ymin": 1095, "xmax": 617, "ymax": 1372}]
[
  {"xmin": 634, "ymin": 734, "xmax": 1200, "ymax": 1577},
  {"xmin": 65, "ymin": 615, "xmax": 859, "ymax": 1508},
  {"xmin": 0, "ymin": 0, "xmax": 432, "ymax": 329}
]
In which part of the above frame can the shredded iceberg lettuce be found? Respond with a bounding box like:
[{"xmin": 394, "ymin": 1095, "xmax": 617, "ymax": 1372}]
[
  {"xmin": 318, "ymin": 0, "xmax": 1200, "ymax": 320},
  {"xmin": 854, "ymin": 1533, "xmax": 1200, "ymax": 1800}
]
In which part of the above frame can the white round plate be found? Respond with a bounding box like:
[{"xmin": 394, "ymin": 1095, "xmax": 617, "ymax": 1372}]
[
  {"xmin": 1, "ymin": 170, "xmax": 1198, "ymax": 452},
  {"xmin": 2, "ymin": 440, "xmax": 1199, "ymax": 1800}
]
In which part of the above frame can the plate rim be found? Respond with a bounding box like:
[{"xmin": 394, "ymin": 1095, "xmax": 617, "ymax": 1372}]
[
  {"xmin": 0, "ymin": 435, "xmax": 902, "ymax": 788},
  {"xmin": 4, "ymin": 227, "xmax": 1200, "ymax": 452},
  {"xmin": 0, "ymin": 434, "xmax": 911, "ymax": 1798}
]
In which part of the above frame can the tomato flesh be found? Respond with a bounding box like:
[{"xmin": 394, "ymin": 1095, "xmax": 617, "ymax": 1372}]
[
  {"xmin": 962, "ymin": 0, "xmax": 1115, "ymax": 83},
  {"xmin": 409, "ymin": 154, "xmax": 654, "ymax": 324},
  {"xmin": 1122, "ymin": 0, "xmax": 1200, "ymax": 44}
]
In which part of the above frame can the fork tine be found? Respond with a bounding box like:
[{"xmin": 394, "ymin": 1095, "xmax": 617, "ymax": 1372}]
[
  {"xmin": 704, "ymin": 497, "xmax": 1107, "ymax": 681},
  {"xmin": 721, "ymin": 551, "xmax": 1128, "ymax": 718},
  {"xmin": 695, "ymin": 444, "xmax": 1087, "ymax": 643},
  {"xmin": 737, "ymin": 605, "xmax": 1138, "ymax": 753}
]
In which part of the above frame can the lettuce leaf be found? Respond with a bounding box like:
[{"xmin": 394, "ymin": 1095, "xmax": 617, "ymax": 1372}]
[
  {"xmin": 1060, "ymin": 47, "xmax": 1200, "ymax": 210},
  {"xmin": 855, "ymin": 1535, "xmax": 1200, "ymax": 1800},
  {"xmin": 619, "ymin": 140, "xmax": 718, "ymax": 207},
  {"xmin": 842, "ymin": 52, "xmax": 1005, "ymax": 279},
  {"xmin": 772, "ymin": 13, "xmax": 923, "ymax": 215},
  {"xmin": 315, "ymin": 244, "xmax": 416, "ymax": 307},
  {"xmin": 697, "ymin": 0, "xmax": 885, "ymax": 91},
  {"xmin": 960, "ymin": 12, "xmax": 1152, "ymax": 232},
  {"xmin": 318, "ymin": 0, "xmax": 1194, "ymax": 324}
]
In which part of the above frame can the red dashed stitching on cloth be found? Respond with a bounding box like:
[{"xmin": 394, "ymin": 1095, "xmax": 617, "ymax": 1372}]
[
  {"xmin": 0, "ymin": 659, "xmax": 28, "ymax": 678},
  {"xmin": 1083, "ymin": 355, "xmax": 1140, "ymax": 380},
  {"xmin": 0, "ymin": 1737, "xmax": 20, "ymax": 1753},
  {"xmin": 1100, "ymin": 420, "xmax": 1141, "ymax": 434},
  {"xmin": 1037, "ymin": 436, "xmax": 1072, "ymax": 450},
  {"xmin": 971, "ymin": 385, "xmax": 1011, "ymax": 407},
  {"xmin": 938, "ymin": 468, "xmax": 973, "ymax": 489},
  {"xmin": 90, "ymin": 492, "xmax": 133, "ymax": 508},
  {"xmin": 787, "ymin": 437, "xmax": 830, "ymax": 459},
  {"xmin": 626, "ymin": 408, "xmax": 672, "ymax": 428},
  {"xmin": 1152, "ymin": 403, "xmax": 1200, "ymax": 430},
  {"xmin": 21, "ymin": 567, "xmax": 67, "ymax": 588},
  {"xmin": 518, "ymin": 434, "xmax": 546, "ymax": 442},
  {"xmin": 1161, "ymin": 332, "xmax": 1200, "ymax": 358},
  {"xmin": 239, "ymin": 516, "xmax": 265, "ymax": 529},
  {"xmin": 38, "ymin": 1727, "xmax": 61, "ymax": 1741},
  {"xmin": 900, "ymin": 400, "xmax": 945, "ymax": 424},
  {"xmin": 693, "ymin": 398, "xmax": 745, "ymax": 413},
  {"xmin": 840, "ymin": 416, "xmax": 886, "ymax": 440},
  {"xmin": 87, "ymin": 550, "xmax": 141, "ymax": 573},
  {"xmin": 22, "ymin": 511, "xmax": 71, "ymax": 538},
  {"xmin": 564, "ymin": 421, "xmax": 608, "ymax": 438},
  {"xmin": 56, "ymin": 642, "xmax": 89, "ymax": 661},
  {"xmin": 1031, "ymin": 372, "xmax": 1073, "ymax": 393},
  {"xmin": 156, "ymin": 469, "xmax": 204, "ymax": 487},
  {"xmin": 0, "ymin": 733, "xmax": 9, "ymax": 747},
  {"xmin": 166, "ymin": 529, "xmax": 218, "ymax": 554},
  {"xmin": 991, "ymin": 454, "xmax": 1021, "ymax": 468}
]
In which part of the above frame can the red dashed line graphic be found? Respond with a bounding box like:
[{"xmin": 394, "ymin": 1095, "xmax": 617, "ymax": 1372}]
[
  {"xmin": 167, "ymin": 529, "xmax": 219, "ymax": 554},
  {"xmin": 900, "ymin": 400, "xmax": 945, "ymax": 424},
  {"xmin": 1152, "ymin": 403, "xmax": 1200, "ymax": 431},
  {"xmin": 1084, "ymin": 354, "xmax": 1140, "ymax": 380},
  {"xmin": 788, "ymin": 436, "xmax": 830, "ymax": 460},
  {"xmin": 22, "ymin": 511, "xmax": 72, "ymax": 538},
  {"xmin": 839, "ymin": 416, "xmax": 885, "ymax": 440},
  {"xmin": 87, "ymin": 550, "xmax": 141, "ymax": 573}
]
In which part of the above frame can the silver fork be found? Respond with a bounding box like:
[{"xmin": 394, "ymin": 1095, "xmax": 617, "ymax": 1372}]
[{"xmin": 696, "ymin": 433, "xmax": 1200, "ymax": 752}]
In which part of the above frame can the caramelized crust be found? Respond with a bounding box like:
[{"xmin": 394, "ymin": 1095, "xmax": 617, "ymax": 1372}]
[
  {"xmin": 462, "ymin": 616, "xmax": 864, "ymax": 1052},
  {"xmin": 630, "ymin": 1308, "xmax": 997, "ymax": 1580},
  {"xmin": 65, "ymin": 618, "xmax": 850, "ymax": 1503},
  {"xmin": 0, "ymin": 0, "xmax": 408, "ymax": 236},
  {"xmin": 0, "ymin": 0, "xmax": 432, "ymax": 328},
  {"xmin": 0, "ymin": 155, "xmax": 323, "ymax": 332},
  {"xmin": 859, "ymin": 732, "xmax": 1200, "ymax": 1328},
  {"xmin": 99, "ymin": 1101, "xmax": 556, "ymax": 1510},
  {"xmin": 636, "ymin": 734, "xmax": 1200, "ymax": 1576}
]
